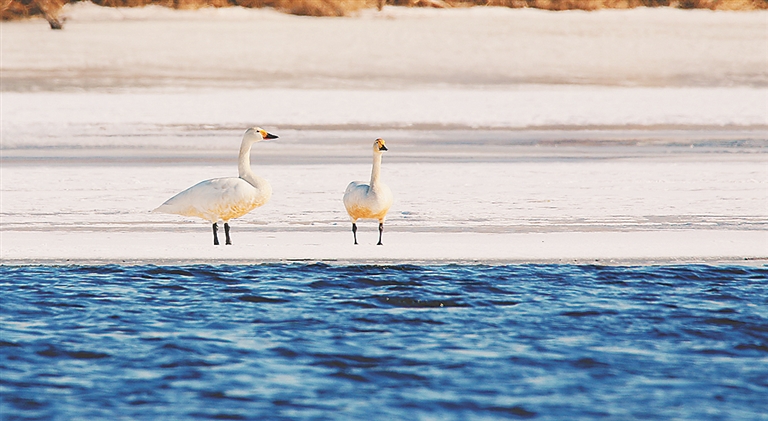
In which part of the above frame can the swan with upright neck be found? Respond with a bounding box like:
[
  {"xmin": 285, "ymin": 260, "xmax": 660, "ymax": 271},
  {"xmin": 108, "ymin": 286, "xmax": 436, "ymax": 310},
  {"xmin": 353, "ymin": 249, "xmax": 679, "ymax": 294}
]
[
  {"xmin": 343, "ymin": 138, "xmax": 394, "ymax": 245},
  {"xmin": 153, "ymin": 127, "xmax": 277, "ymax": 245}
]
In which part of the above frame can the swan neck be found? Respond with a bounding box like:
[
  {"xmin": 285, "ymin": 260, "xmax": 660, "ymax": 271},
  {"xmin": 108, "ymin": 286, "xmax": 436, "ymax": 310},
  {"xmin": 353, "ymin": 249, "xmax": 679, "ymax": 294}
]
[
  {"xmin": 238, "ymin": 140, "xmax": 256, "ymax": 183},
  {"xmin": 370, "ymin": 152, "xmax": 383, "ymax": 188}
]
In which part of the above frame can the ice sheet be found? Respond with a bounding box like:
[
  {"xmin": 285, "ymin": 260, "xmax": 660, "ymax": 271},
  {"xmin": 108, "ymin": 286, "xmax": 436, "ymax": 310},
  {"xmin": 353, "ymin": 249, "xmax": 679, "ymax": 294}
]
[
  {"xmin": 3, "ymin": 87, "xmax": 766, "ymax": 152},
  {"xmin": 2, "ymin": 158, "xmax": 766, "ymax": 263},
  {"xmin": 2, "ymin": 5, "xmax": 766, "ymax": 264}
]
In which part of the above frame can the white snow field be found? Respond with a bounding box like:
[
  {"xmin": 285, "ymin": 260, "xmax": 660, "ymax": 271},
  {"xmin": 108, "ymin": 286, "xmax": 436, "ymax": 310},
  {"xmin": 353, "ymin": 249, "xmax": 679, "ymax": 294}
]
[
  {"xmin": 1, "ymin": 4, "xmax": 766, "ymax": 264},
  {"xmin": 4, "ymin": 4, "xmax": 767, "ymax": 89}
]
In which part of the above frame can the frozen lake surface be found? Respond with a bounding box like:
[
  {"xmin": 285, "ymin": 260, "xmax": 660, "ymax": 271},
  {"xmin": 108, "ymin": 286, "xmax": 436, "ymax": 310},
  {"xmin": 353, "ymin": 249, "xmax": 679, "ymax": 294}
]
[
  {"xmin": 2, "ymin": 134, "xmax": 766, "ymax": 264},
  {"xmin": 2, "ymin": 4, "xmax": 766, "ymax": 262}
]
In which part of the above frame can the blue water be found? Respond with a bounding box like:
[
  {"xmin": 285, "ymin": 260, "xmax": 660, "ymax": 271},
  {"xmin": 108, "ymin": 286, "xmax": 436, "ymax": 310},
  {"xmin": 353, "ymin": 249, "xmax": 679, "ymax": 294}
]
[{"xmin": 1, "ymin": 264, "xmax": 766, "ymax": 420}]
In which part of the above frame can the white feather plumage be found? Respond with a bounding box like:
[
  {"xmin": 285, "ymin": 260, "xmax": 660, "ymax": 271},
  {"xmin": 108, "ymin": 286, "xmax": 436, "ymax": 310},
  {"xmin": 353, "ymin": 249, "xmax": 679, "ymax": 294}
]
[
  {"xmin": 153, "ymin": 127, "xmax": 276, "ymax": 245},
  {"xmin": 343, "ymin": 138, "xmax": 393, "ymax": 245}
]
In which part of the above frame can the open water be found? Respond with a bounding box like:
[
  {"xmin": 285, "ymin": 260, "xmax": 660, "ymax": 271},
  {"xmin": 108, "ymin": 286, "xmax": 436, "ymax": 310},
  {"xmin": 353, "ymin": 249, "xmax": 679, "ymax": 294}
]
[{"xmin": 1, "ymin": 264, "xmax": 766, "ymax": 420}]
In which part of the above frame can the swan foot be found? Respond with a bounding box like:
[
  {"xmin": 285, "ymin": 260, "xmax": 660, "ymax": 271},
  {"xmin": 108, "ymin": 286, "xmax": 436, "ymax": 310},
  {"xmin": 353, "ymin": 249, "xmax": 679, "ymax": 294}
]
[
  {"xmin": 224, "ymin": 223, "xmax": 232, "ymax": 245},
  {"xmin": 377, "ymin": 222, "xmax": 384, "ymax": 246},
  {"xmin": 352, "ymin": 223, "xmax": 358, "ymax": 245},
  {"xmin": 212, "ymin": 223, "xmax": 220, "ymax": 246}
]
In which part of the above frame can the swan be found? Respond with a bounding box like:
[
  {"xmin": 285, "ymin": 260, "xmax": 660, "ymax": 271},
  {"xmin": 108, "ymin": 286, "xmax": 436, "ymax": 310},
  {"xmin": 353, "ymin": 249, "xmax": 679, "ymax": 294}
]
[
  {"xmin": 343, "ymin": 138, "xmax": 393, "ymax": 245},
  {"xmin": 153, "ymin": 127, "xmax": 277, "ymax": 245}
]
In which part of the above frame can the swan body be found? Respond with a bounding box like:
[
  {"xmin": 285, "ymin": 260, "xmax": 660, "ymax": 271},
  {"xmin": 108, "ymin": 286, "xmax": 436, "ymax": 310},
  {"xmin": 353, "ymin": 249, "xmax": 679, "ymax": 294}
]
[
  {"xmin": 153, "ymin": 127, "xmax": 277, "ymax": 245},
  {"xmin": 154, "ymin": 177, "xmax": 271, "ymax": 223},
  {"xmin": 343, "ymin": 138, "xmax": 393, "ymax": 245}
]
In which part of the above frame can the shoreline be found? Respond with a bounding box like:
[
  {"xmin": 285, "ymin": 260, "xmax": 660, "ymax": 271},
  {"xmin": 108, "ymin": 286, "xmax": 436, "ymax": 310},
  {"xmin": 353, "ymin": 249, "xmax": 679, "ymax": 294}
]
[
  {"xmin": 2, "ymin": 230, "xmax": 765, "ymax": 266},
  {"xmin": 2, "ymin": 258, "xmax": 766, "ymax": 267}
]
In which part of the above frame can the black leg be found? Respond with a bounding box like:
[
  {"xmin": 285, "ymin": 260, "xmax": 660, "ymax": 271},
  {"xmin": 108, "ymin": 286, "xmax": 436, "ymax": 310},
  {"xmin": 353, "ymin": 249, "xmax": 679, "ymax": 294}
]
[
  {"xmin": 212, "ymin": 223, "xmax": 219, "ymax": 246},
  {"xmin": 224, "ymin": 223, "xmax": 232, "ymax": 245},
  {"xmin": 377, "ymin": 222, "xmax": 384, "ymax": 246},
  {"xmin": 352, "ymin": 223, "xmax": 358, "ymax": 245}
]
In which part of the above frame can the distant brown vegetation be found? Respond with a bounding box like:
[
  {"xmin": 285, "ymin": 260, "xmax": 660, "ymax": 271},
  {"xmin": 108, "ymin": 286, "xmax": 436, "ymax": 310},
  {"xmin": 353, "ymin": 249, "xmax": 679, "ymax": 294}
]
[
  {"xmin": 2, "ymin": 0, "xmax": 766, "ymax": 25},
  {"xmin": 481, "ymin": 0, "xmax": 765, "ymax": 10}
]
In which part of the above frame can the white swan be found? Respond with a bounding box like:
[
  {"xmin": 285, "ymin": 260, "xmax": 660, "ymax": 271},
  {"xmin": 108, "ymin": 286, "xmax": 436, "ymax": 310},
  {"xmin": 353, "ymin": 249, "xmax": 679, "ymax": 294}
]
[
  {"xmin": 153, "ymin": 127, "xmax": 277, "ymax": 245},
  {"xmin": 343, "ymin": 138, "xmax": 394, "ymax": 245}
]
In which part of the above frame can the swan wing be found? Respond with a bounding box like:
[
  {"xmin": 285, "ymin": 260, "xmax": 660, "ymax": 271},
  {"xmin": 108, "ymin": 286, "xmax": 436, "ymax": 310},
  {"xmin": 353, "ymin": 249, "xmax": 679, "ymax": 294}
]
[
  {"xmin": 343, "ymin": 181, "xmax": 369, "ymax": 207},
  {"xmin": 154, "ymin": 177, "xmax": 266, "ymax": 222},
  {"xmin": 344, "ymin": 181, "xmax": 368, "ymax": 195},
  {"xmin": 343, "ymin": 181, "xmax": 392, "ymax": 221}
]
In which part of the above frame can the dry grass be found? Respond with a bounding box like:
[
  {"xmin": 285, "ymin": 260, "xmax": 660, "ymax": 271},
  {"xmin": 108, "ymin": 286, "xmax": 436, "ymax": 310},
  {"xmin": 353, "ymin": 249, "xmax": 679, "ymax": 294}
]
[
  {"xmin": 2, "ymin": 0, "xmax": 765, "ymax": 22},
  {"xmin": 3, "ymin": 0, "xmax": 66, "ymax": 26},
  {"xmin": 268, "ymin": 0, "xmax": 377, "ymax": 17},
  {"xmin": 479, "ymin": 0, "xmax": 767, "ymax": 9}
]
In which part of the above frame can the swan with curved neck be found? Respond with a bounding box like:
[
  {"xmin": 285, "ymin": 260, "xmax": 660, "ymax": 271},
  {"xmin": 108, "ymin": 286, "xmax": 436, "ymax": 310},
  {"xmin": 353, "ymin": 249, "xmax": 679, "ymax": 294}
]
[
  {"xmin": 153, "ymin": 127, "xmax": 277, "ymax": 245},
  {"xmin": 343, "ymin": 138, "xmax": 394, "ymax": 245}
]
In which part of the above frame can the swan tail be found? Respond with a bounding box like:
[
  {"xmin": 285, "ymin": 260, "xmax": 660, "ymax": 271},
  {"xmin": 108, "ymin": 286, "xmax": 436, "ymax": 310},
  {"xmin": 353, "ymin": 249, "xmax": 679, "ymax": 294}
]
[{"xmin": 152, "ymin": 204, "xmax": 172, "ymax": 214}]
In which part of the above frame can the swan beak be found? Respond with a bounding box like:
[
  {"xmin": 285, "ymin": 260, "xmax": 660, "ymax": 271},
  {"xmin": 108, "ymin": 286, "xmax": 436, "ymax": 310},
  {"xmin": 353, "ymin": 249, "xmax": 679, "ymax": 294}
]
[
  {"xmin": 264, "ymin": 132, "xmax": 279, "ymax": 140},
  {"xmin": 379, "ymin": 145, "xmax": 388, "ymax": 151}
]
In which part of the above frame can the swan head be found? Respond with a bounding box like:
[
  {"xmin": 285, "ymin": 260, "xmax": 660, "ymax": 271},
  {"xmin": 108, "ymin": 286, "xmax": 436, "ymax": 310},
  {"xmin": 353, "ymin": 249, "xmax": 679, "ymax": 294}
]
[
  {"xmin": 244, "ymin": 127, "xmax": 278, "ymax": 142},
  {"xmin": 374, "ymin": 138, "xmax": 388, "ymax": 153}
]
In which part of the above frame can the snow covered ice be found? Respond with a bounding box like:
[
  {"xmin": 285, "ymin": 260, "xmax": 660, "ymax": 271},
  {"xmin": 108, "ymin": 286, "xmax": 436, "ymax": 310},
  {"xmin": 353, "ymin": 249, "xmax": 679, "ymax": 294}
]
[{"xmin": 2, "ymin": 4, "xmax": 766, "ymax": 264}]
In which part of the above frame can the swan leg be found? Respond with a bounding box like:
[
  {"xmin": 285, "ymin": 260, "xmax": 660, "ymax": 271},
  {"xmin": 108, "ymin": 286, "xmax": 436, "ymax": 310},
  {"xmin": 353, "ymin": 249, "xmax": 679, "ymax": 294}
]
[
  {"xmin": 212, "ymin": 223, "xmax": 220, "ymax": 246},
  {"xmin": 377, "ymin": 222, "xmax": 384, "ymax": 246},
  {"xmin": 224, "ymin": 223, "xmax": 232, "ymax": 245},
  {"xmin": 352, "ymin": 222, "xmax": 358, "ymax": 245}
]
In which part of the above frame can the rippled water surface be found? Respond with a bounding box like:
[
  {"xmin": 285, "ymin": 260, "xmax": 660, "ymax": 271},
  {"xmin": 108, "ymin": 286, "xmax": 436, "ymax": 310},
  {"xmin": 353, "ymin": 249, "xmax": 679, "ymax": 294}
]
[{"xmin": 1, "ymin": 264, "xmax": 766, "ymax": 420}]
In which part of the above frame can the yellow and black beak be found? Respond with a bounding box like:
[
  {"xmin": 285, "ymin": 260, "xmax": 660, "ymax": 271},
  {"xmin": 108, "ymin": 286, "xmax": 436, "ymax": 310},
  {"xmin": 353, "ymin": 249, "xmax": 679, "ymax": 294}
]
[
  {"xmin": 379, "ymin": 144, "xmax": 388, "ymax": 151},
  {"xmin": 264, "ymin": 132, "xmax": 278, "ymax": 140}
]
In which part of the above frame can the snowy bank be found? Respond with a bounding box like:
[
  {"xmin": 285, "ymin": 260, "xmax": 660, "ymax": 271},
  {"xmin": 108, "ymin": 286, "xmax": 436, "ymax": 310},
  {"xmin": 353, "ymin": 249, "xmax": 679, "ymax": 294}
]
[{"xmin": 3, "ymin": 5, "xmax": 767, "ymax": 89}]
